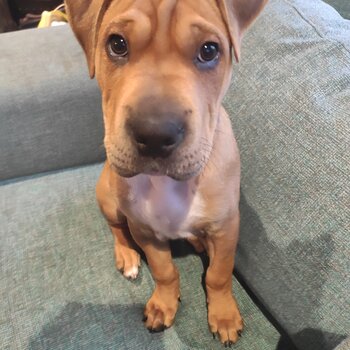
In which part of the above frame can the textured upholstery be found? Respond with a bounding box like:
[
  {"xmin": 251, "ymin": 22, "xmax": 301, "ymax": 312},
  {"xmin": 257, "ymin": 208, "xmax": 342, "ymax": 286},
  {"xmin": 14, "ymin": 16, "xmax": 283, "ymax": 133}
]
[
  {"xmin": 324, "ymin": 0, "xmax": 350, "ymax": 18},
  {"xmin": 0, "ymin": 164, "xmax": 282, "ymax": 350},
  {"xmin": 0, "ymin": 26, "xmax": 105, "ymax": 181},
  {"xmin": 224, "ymin": 0, "xmax": 350, "ymax": 349},
  {"xmin": 334, "ymin": 338, "xmax": 350, "ymax": 350}
]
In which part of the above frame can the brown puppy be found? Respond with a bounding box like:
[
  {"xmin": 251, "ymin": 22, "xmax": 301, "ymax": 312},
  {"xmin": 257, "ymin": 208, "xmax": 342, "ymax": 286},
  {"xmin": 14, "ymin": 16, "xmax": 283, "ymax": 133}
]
[{"xmin": 65, "ymin": 0, "xmax": 267, "ymax": 345}]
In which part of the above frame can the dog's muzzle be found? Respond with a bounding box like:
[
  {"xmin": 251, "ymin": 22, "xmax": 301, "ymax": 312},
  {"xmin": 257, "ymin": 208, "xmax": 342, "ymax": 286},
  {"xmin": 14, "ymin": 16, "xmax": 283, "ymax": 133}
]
[{"xmin": 108, "ymin": 95, "xmax": 208, "ymax": 181}]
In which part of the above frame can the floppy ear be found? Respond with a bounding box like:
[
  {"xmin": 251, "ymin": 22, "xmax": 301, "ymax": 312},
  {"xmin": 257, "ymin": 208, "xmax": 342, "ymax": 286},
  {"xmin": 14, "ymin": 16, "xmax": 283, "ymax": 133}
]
[
  {"xmin": 217, "ymin": 0, "xmax": 268, "ymax": 62},
  {"xmin": 65, "ymin": 0, "xmax": 112, "ymax": 78}
]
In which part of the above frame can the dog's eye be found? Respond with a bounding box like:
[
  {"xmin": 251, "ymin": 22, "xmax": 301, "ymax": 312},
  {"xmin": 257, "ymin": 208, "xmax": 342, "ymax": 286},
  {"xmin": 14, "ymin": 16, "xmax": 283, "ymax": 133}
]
[
  {"xmin": 198, "ymin": 42, "xmax": 219, "ymax": 63},
  {"xmin": 108, "ymin": 34, "xmax": 128, "ymax": 58}
]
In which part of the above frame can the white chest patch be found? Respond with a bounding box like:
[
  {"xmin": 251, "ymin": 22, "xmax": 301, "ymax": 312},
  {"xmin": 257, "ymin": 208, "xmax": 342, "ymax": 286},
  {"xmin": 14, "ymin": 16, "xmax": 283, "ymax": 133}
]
[{"xmin": 126, "ymin": 175, "xmax": 204, "ymax": 240}]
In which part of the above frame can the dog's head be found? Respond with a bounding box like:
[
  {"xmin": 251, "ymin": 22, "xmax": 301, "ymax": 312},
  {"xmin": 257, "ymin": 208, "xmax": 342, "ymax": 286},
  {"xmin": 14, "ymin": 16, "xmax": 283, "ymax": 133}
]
[{"xmin": 66, "ymin": 0, "xmax": 267, "ymax": 180}]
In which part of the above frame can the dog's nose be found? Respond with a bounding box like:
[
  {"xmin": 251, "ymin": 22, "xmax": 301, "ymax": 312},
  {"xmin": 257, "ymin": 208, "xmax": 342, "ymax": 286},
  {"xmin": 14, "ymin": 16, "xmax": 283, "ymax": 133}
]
[{"xmin": 127, "ymin": 117, "xmax": 185, "ymax": 158}]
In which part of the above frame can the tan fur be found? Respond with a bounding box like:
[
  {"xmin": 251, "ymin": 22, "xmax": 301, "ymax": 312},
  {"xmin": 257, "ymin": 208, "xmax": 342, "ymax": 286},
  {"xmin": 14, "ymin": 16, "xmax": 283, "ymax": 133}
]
[{"xmin": 66, "ymin": 0, "xmax": 267, "ymax": 344}]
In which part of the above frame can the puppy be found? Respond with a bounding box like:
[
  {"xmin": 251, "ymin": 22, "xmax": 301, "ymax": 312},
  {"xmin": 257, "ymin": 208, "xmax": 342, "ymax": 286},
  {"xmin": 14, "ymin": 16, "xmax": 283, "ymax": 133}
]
[{"xmin": 65, "ymin": 0, "xmax": 267, "ymax": 345}]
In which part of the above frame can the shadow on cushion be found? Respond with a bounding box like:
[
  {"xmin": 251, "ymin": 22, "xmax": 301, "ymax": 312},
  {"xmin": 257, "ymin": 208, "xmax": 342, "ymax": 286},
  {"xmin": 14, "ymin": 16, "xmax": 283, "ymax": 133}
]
[{"xmin": 237, "ymin": 193, "xmax": 347, "ymax": 350}]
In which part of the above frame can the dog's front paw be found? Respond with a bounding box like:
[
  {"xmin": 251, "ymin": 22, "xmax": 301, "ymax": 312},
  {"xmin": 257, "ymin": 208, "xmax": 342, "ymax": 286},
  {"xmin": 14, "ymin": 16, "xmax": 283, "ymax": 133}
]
[
  {"xmin": 208, "ymin": 295, "xmax": 243, "ymax": 346},
  {"xmin": 114, "ymin": 243, "xmax": 141, "ymax": 279},
  {"xmin": 143, "ymin": 287, "xmax": 179, "ymax": 332}
]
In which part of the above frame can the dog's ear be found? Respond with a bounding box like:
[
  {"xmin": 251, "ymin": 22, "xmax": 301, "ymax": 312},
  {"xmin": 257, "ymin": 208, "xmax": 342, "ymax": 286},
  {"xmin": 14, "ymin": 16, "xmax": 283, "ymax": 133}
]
[
  {"xmin": 217, "ymin": 0, "xmax": 268, "ymax": 62},
  {"xmin": 65, "ymin": 0, "xmax": 111, "ymax": 78}
]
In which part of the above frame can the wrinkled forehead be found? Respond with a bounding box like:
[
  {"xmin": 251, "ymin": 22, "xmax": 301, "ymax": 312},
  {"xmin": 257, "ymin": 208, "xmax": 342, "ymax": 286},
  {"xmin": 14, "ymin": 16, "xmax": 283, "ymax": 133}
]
[
  {"xmin": 104, "ymin": 0, "xmax": 221, "ymax": 20},
  {"xmin": 100, "ymin": 0, "xmax": 228, "ymax": 46}
]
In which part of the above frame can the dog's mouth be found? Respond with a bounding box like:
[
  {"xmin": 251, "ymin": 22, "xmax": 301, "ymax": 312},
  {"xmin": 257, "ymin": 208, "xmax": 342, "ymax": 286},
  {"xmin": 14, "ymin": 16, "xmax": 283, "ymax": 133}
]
[
  {"xmin": 113, "ymin": 167, "xmax": 199, "ymax": 181},
  {"xmin": 110, "ymin": 160, "xmax": 204, "ymax": 181},
  {"xmin": 108, "ymin": 151, "xmax": 208, "ymax": 181}
]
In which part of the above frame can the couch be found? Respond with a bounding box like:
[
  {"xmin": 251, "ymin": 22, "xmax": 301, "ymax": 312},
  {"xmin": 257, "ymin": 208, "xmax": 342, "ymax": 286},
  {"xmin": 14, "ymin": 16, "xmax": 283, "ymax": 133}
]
[{"xmin": 1, "ymin": 0, "xmax": 349, "ymax": 349}]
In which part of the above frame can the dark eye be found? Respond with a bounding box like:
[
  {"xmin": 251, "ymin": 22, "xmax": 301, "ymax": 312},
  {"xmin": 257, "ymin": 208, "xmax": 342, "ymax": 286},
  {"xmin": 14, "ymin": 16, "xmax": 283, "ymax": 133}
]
[
  {"xmin": 108, "ymin": 34, "xmax": 128, "ymax": 58},
  {"xmin": 198, "ymin": 42, "xmax": 219, "ymax": 63}
]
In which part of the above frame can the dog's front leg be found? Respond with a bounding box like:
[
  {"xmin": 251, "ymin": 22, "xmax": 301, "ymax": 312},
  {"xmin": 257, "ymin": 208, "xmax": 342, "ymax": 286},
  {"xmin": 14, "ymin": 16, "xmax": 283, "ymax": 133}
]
[
  {"xmin": 96, "ymin": 163, "xmax": 141, "ymax": 279},
  {"xmin": 129, "ymin": 223, "xmax": 180, "ymax": 332},
  {"xmin": 206, "ymin": 213, "xmax": 243, "ymax": 345},
  {"xmin": 109, "ymin": 224, "xmax": 141, "ymax": 279}
]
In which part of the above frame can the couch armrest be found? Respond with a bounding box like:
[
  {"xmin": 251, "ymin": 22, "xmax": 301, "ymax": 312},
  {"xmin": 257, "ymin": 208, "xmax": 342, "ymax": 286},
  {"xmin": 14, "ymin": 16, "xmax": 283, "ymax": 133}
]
[{"xmin": 0, "ymin": 25, "xmax": 105, "ymax": 181}]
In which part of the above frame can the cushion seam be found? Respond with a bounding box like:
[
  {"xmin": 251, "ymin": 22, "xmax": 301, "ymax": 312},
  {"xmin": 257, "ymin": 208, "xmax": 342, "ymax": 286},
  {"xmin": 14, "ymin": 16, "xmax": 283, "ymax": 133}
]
[{"xmin": 282, "ymin": 0, "xmax": 350, "ymax": 56}]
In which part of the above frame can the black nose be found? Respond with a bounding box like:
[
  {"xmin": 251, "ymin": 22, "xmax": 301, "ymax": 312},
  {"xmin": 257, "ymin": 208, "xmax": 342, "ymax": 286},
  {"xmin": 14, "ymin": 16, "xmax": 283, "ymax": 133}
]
[
  {"xmin": 126, "ymin": 97, "xmax": 187, "ymax": 158},
  {"xmin": 127, "ymin": 117, "xmax": 185, "ymax": 158}
]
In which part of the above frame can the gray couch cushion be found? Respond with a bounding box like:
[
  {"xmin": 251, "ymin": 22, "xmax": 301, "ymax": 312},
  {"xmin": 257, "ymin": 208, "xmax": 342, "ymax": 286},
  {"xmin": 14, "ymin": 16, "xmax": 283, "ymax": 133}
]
[
  {"xmin": 0, "ymin": 164, "xmax": 283, "ymax": 350},
  {"xmin": 0, "ymin": 26, "xmax": 105, "ymax": 181},
  {"xmin": 224, "ymin": 0, "xmax": 350, "ymax": 349}
]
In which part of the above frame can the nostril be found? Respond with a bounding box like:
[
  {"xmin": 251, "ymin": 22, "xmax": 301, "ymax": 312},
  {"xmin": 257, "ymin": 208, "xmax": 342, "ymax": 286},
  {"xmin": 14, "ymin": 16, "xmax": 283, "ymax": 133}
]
[
  {"xmin": 135, "ymin": 135, "xmax": 147, "ymax": 146},
  {"xmin": 164, "ymin": 136, "xmax": 177, "ymax": 147}
]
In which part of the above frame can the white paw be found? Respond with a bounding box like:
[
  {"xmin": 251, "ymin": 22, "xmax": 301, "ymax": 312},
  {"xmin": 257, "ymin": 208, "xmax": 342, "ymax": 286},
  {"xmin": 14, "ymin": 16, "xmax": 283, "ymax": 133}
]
[
  {"xmin": 114, "ymin": 244, "xmax": 141, "ymax": 279},
  {"xmin": 123, "ymin": 265, "xmax": 139, "ymax": 279}
]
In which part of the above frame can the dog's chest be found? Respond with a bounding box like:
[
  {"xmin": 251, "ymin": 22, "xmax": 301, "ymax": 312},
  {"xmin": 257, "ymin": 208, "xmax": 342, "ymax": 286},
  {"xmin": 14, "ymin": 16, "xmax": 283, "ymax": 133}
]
[{"xmin": 126, "ymin": 175, "xmax": 204, "ymax": 240}]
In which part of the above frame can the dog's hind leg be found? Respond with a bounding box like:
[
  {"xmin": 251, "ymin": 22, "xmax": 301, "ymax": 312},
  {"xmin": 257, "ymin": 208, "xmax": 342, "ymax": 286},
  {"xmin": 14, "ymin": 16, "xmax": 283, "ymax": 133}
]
[{"xmin": 187, "ymin": 236, "xmax": 206, "ymax": 253}]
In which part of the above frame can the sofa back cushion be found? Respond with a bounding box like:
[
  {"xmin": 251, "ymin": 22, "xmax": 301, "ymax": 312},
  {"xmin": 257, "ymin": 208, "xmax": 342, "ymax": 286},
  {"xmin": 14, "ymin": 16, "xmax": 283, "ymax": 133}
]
[
  {"xmin": 0, "ymin": 26, "xmax": 105, "ymax": 181},
  {"xmin": 224, "ymin": 0, "xmax": 350, "ymax": 349}
]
